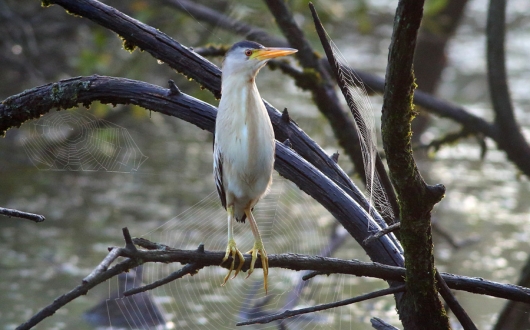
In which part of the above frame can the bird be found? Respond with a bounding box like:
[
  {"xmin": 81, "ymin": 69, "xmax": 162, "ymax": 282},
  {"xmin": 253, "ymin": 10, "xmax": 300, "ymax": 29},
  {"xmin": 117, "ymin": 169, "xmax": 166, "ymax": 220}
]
[{"xmin": 214, "ymin": 40, "xmax": 297, "ymax": 293}]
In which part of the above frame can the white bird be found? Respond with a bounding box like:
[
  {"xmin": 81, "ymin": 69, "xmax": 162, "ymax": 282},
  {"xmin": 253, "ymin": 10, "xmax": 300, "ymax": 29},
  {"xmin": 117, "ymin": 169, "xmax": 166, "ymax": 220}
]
[{"xmin": 214, "ymin": 40, "xmax": 297, "ymax": 293}]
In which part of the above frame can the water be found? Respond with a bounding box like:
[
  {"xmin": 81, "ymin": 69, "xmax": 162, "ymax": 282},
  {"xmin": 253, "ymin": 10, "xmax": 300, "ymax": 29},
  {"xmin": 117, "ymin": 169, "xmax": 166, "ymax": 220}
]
[{"xmin": 2, "ymin": 0, "xmax": 530, "ymax": 329}]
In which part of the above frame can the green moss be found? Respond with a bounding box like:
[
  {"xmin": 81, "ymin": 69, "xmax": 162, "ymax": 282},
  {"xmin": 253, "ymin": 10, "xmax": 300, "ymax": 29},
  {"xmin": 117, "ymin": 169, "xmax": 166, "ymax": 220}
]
[
  {"xmin": 50, "ymin": 83, "xmax": 64, "ymax": 103},
  {"xmin": 292, "ymin": 68, "xmax": 321, "ymax": 90},
  {"xmin": 121, "ymin": 38, "xmax": 137, "ymax": 52}
]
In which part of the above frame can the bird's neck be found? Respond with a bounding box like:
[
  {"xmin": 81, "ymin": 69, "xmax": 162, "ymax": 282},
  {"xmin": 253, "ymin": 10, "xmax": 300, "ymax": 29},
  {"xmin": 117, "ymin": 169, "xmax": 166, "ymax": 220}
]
[
  {"xmin": 220, "ymin": 72, "xmax": 261, "ymax": 114},
  {"xmin": 221, "ymin": 70, "xmax": 257, "ymax": 93}
]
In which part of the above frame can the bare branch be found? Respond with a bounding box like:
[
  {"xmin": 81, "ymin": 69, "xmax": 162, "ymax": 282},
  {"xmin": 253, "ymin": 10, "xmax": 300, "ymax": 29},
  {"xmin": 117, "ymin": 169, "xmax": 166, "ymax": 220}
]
[
  {"xmin": 16, "ymin": 256, "xmax": 139, "ymax": 330},
  {"xmin": 162, "ymin": 0, "xmax": 286, "ymax": 47},
  {"xmin": 364, "ymin": 223, "xmax": 401, "ymax": 245},
  {"xmin": 0, "ymin": 207, "xmax": 45, "ymax": 223},
  {"xmin": 371, "ymin": 317, "xmax": 400, "ymax": 330},
  {"xmin": 486, "ymin": 0, "xmax": 530, "ymax": 176},
  {"xmin": 124, "ymin": 263, "xmax": 201, "ymax": 296},
  {"xmin": 15, "ymin": 231, "xmax": 530, "ymax": 330},
  {"xmin": 381, "ymin": 0, "xmax": 449, "ymax": 327},
  {"xmin": 82, "ymin": 247, "xmax": 123, "ymax": 284},
  {"xmin": 435, "ymin": 270, "xmax": 478, "ymax": 330},
  {"xmin": 236, "ymin": 284, "xmax": 406, "ymax": 326},
  {"xmin": 119, "ymin": 238, "xmax": 530, "ymax": 304}
]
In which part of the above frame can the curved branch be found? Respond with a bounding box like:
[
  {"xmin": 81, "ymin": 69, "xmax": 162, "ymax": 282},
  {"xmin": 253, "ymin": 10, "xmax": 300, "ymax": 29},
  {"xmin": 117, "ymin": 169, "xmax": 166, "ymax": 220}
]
[
  {"xmin": 0, "ymin": 75, "xmax": 403, "ymax": 269},
  {"xmin": 486, "ymin": 0, "xmax": 530, "ymax": 176}
]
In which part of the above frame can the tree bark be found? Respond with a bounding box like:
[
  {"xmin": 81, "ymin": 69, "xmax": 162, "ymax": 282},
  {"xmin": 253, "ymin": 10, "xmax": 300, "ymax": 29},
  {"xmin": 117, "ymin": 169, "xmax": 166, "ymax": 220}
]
[{"xmin": 381, "ymin": 0, "xmax": 449, "ymax": 329}]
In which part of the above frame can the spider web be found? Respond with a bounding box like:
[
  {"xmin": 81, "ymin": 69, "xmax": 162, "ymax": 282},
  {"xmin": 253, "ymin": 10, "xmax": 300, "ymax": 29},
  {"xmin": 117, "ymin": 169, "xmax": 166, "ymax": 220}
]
[
  {"xmin": 22, "ymin": 110, "xmax": 148, "ymax": 173},
  {"xmin": 327, "ymin": 37, "xmax": 396, "ymax": 231},
  {"xmin": 90, "ymin": 175, "xmax": 398, "ymax": 329}
]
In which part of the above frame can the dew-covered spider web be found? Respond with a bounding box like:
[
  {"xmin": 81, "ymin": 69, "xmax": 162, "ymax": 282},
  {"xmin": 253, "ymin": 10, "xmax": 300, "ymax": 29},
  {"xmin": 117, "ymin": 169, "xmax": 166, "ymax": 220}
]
[
  {"xmin": 91, "ymin": 174, "xmax": 398, "ymax": 329},
  {"xmin": 326, "ymin": 35, "xmax": 396, "ymax": 231},
  {"xmin": 22, "ymin": 109, "xmax": 148, "ymax": 172}
]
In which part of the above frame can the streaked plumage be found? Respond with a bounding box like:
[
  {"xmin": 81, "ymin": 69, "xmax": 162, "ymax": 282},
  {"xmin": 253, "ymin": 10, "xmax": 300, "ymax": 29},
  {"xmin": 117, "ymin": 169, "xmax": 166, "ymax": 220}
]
[{"xmin": 213, "ymin": 41, "xmax": 297, "ymax": 293}]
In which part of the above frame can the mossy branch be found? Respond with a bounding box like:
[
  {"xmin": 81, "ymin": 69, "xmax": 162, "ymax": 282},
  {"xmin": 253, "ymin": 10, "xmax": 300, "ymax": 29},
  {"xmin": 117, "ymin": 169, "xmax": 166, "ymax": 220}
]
[{"xmin": 381, "ymin": 0, "xmax": 449, "ymax": 329}]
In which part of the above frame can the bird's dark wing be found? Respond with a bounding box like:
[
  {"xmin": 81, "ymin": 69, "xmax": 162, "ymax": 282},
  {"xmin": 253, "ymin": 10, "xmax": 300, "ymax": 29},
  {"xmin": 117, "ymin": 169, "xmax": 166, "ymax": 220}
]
[{"xmin": 213, "ymin": 141, "xmax": 226, "ymax": 210}]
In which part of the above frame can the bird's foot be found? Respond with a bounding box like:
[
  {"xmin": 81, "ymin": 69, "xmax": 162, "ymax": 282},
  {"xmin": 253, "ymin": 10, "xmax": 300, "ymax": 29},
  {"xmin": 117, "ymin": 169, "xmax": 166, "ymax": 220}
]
[
  {"xmin": 221, "ymin": 239, "xmax": 245, "ymax": 286},
  {"xmin": 246, "ymin": 240, "xmax": 269, "ymax": 294}
]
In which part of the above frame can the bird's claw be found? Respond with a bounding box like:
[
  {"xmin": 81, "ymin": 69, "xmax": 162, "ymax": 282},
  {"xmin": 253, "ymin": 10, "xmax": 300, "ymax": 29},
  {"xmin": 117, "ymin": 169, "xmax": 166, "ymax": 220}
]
[
  {"xmin": 221, "ymin": 239, "xmax": 245, "ymax": 286},
  {"xmin": 246, "ymin": 240, "xmax": 269, "ymax": 294}
]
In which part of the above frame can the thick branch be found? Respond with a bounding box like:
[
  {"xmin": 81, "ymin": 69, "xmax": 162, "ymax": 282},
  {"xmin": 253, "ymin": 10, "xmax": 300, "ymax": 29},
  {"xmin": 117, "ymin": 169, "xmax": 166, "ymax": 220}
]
[
  {"xmin": 381, "ymin": 0, "xmax": 449, "ymax": 329},
  {"xmin": 113, "ymin": 240, "xmax": 530, "ymax": 304},
  {"xmin": 486, "ymin": 0, "xmax": 530, "ymax": 177}
]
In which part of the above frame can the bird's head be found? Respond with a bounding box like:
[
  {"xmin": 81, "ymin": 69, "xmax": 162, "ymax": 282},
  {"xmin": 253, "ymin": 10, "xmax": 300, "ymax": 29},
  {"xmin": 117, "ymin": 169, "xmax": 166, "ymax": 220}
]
[{"xmin": 222, "ymin": 41, "xmax": 297, "ymax": 79}]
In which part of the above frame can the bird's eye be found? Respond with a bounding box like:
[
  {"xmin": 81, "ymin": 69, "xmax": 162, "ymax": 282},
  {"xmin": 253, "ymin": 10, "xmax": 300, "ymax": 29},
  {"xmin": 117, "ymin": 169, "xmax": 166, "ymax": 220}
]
[{"xmin": 244, "ymin": 49, "xmax": 253, "ymax": 57}]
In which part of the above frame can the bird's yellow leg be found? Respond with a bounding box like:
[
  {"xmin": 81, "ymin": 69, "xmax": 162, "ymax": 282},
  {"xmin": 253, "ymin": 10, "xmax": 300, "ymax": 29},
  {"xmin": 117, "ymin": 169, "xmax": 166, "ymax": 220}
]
[
  {"xmin": 221, "ymin": 205, "xmax": 245, "ymax": 286},
  {"xmin": 244, "ymin": 209, "xmax": 269, "ymax": 294}
]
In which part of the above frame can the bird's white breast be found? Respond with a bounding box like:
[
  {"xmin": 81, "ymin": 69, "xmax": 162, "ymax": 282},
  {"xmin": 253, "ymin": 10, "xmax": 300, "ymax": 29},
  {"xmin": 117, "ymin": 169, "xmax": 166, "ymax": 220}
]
[{"xmin": 215, "ymin": 76, "xmax": 275, "ymax": 207}]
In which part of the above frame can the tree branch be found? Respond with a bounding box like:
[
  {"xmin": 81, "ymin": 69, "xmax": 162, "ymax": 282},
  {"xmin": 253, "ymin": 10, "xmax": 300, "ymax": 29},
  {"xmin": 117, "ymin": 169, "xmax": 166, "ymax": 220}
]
[
  {"xmin": 263, "ymin": 0, "xmax": 370, "ymax": 189},
  {"xmin": 486, "ymin": 0, "xmax": 530, "ymax": 177},
  {"xmin": 381, "ymin": 0, "xmax": 449, "ymax": 328},
  {"xmin": 0, "ymin": 207, "xmax": 45, "ymax": 223},
  {"xmin": 435, "ymin": 270, "xmax": 477, "ymax": 330},
  {"xmin": 16, "ymin": 228, "xmax": 143, "ymax": 330},
  {"xmin": 162, "ymin": 0, "xmax": 286, "ymax": 47},
  {"xmin": 236, "ymin": 284, "xmax": 406, "ymax": 326}
]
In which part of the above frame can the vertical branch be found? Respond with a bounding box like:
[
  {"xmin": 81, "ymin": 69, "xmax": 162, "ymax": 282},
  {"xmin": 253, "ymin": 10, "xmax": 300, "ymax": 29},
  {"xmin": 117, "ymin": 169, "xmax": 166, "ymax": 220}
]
[
  {"xmin": 486, "ymin": 0, "xmax": 530, "ymax": 175},
  {"xmin": 381, "ymin": 0, "xmax": 448, "ymax": 329}
]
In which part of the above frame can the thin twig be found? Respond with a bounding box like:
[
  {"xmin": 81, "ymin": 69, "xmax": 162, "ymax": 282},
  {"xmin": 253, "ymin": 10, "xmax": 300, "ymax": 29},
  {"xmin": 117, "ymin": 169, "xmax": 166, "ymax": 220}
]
[
  {"xmin": 124, "ymin": 263, "xmax": 201, "ymax": 296},
  {"xmin": 371, "ymin": 317, "xmax": 400, "ymax": 330},
  {"xmin": 162, "ymin": 0, "xmax": 286, "ymax": 47},
  {"xmin": 16, "ymin": 255, "xmax": 140, "ymax": 330},
  {"xmin": 435, "ymin": 270, "xmax": 477, "ymax": 330},
  {"xmin": 82, "ymin": 229, "xmax": 138, "ymax": 283},
  {"xmin": 0, "ymin": 207, "xmax": 45, "ymax": 223},
  {"xmin": 82, "ymin": 247, "xmax": 123, "ymax": 283},
  {"xmin": 236, "ymin": 284, "xmax": 406, "ymax": 326},
  {"xmin": 364, "ymin": 223, "xmax": 401, "ymax": 245}
]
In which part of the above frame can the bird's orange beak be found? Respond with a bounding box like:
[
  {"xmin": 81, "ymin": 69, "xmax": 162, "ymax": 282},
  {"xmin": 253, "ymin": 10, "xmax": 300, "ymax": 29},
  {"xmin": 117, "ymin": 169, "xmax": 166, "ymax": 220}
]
[{"xmin": 251, "ymin": 47, "xmax": 298, "ymax": 61}]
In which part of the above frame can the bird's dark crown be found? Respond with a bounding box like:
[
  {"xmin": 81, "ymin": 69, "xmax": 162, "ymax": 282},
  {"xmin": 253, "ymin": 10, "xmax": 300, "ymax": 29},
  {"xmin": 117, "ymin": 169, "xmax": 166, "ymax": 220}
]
[{"xmin": 227, "ymin": 40, "xmax": 264, "ymax": 54}]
